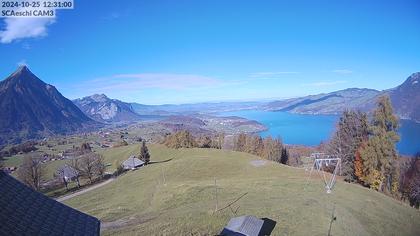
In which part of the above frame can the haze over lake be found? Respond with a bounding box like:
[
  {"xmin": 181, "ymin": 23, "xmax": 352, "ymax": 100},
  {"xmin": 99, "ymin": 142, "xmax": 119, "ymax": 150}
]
[{"xmin": 220, "ymin": 110, "xmax": 420, "ymax": 156}]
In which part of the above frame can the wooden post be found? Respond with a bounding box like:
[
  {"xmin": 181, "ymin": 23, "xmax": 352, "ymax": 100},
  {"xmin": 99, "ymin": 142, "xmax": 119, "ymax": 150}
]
[
  {"xmin": 214, "ymin": 177, "xmax": 218, "ymax": 211},
  {"xmin": 162, "ymin": 167, "xmax": 166, "ymax": 186}
]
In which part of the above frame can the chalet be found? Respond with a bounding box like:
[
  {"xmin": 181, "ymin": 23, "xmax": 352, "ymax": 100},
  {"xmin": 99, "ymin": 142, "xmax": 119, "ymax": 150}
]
[
  {"xmin": 0, "ymin": 171, "xmax": 100, "ymax": 235},
  {"xmin": 122, "ymin": 155, "xmax": 145, "ymax": 170},
  {"xmin": 57, "ymin": 165, "xmax": 80, "ymax": 188}
]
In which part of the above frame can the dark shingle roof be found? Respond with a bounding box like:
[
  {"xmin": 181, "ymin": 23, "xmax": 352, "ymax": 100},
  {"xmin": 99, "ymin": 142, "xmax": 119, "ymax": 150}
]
[
  {"xmin": 0, "ymin": 171, "xmax": 100, "ymax": 236},
  {"xmin": 221, "ymin": 215, "xmax": 264, "ymax": 236}
]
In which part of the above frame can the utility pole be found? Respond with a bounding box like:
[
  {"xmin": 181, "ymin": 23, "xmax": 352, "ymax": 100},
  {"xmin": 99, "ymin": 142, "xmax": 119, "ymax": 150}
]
[{"xmin": 214, "ymin": 177, "xmax": 218, "ymax": 212}]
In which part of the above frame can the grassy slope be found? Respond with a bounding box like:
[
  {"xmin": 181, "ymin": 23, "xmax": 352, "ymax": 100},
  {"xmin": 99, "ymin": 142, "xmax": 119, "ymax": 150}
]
[{"xmin": 63, "ymin": 144, "xmax": 420, "ymax": 236}]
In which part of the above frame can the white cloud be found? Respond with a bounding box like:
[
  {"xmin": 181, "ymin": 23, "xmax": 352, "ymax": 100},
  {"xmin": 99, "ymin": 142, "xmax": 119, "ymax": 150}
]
[
  {"xmin": 302, "ymin": 80, "xmax": 347, "ymax": 87},
  {"xmin": 17, "ymin": 59, "xmax": 28, "ymax": 66},
  {"xmin": 0, "ymin": 17, "xmax": 55, "ymax": 43},
  {"xmin": 332, "ymin": 69, "xmax": 353, "ymax": 74},
  {"xmin": 73, "ymin": 73, "xmax": 222, "ymax": 94},
  {"xmin": 102, "ymin": 12, "xmax": 120, "ymax": 21},
  {"xmin": 22, "ymin": 42, "xmax": 31, "ymax": 49}
]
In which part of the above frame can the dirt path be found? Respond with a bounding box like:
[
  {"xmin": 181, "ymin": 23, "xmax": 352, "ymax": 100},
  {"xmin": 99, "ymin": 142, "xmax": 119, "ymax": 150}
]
[{"xmin": 56, "ymin": 178, "xmax": 115, "ymax": 202}]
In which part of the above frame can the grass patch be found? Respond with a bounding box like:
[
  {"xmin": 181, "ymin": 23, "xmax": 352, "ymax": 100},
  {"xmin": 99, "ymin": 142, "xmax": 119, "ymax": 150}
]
[{"xmin": 61, "ymin": 144, "xmax": 420, "ymax": 235}]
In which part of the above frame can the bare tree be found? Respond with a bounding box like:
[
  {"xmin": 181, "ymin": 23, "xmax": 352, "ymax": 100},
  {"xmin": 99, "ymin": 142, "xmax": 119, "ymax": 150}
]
[
  {"xmin": 401, "ymin": 155, "xmax": 420, "ymax": 208},
  {"xmin": 17, "ymin": 155, "xmax": 45, "ymax": 191},
  {"xmin": 80, "ymin": 142, "xmax": 92, "ymax": 153},
  {"xmin": 76, "ymin": 153, "xmax": 105, "ymax": 184},
  {"xmin": 409, "ymin": 175, "xmax": 420, "ymax": 208}
]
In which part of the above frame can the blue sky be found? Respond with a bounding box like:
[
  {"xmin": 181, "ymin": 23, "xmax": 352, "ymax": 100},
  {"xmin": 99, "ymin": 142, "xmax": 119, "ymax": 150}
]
[{"xmin": 1, "ymin": 0, "xmax": 419, "ymax": 104}]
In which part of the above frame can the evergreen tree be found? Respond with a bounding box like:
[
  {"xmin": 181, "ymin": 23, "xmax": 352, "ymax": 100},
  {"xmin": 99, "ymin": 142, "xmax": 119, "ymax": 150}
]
[
  {"xmin": 328, "ymin": 110, "xmax": 368, "ymax": 182},
  {"xmin": 360, "ymin": 95, "xmax": 400, "ymax": 193},
  {"xmin": 280, "ymin": 147, "xmax": 289, "ymax": 165},
  {"xmin": 139, "ymin": 141, "xmax": 150, "ymax": 165}
]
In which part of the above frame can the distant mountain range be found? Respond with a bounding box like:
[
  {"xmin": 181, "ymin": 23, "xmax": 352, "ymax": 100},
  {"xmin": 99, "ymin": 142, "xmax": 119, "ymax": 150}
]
[
  {"xmin": 73, "ymin": 94, "xmax": 142, "ymax": 123},
  {"xmin": 127, "ymin": 72, "xmax": 419, "ymax": 122},
  {"xmin": 130, "ymin": 101, "xmax": 264, "ymax": 116},
  {"xmin": 0, "ymin": 66, "xmax": 96, "ymax": 146},
  {"xmin": 388, "ymin": 72, "xmax": 420, "ymax": 122},
  {"xmin": 0, "ymin": 66, "xmax": 418, "ymax": 147},
  {"xmin": 265, "ymin": 88, "xmax": 380, "ymax": 114},
  {"xmin": 265, "ymin": 72, "xmax": 420, "ymax": 122}
]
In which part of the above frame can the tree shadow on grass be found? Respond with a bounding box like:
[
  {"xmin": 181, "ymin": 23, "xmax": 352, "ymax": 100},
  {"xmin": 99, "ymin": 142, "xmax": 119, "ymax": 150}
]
[
  {"xmin": 148, "ymin": 158, "xmax": 173, "ymax": 165},
  {"xmin": 260, "ymin": 218, "xmax": 277, "ymax": 236}
]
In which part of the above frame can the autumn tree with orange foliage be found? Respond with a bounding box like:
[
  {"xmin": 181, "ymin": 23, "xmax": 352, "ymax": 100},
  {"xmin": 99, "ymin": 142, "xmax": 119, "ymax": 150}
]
[{"xmin": 354, "ymin": 144, "xmax": 365, "ymax": 183}]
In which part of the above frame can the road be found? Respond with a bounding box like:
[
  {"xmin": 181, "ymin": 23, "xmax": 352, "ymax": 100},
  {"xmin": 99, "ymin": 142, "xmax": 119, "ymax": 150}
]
[{"xmin": 56, "ymin": 178, "xmax": 115, "ymax": 202}]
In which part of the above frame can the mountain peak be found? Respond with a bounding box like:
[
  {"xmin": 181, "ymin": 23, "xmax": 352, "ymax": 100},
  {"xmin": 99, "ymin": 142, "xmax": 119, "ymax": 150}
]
[
  {"xmin": 0, "ymin": 66, "xmax": 95, "ymax": 145},
  {"xmin": 4, "ymin": 65, "xmax": 40, "ymax": 84},
  {"xmin": 73, "ymin": 93, "xmax": 141, "ymax": 122},
  {"xmin": 395, "ymin": 72, "xmax": 420, "ymax": 89},
  {"xmin": 13, "ymin": 65, "xmax": 32, "ymax": 76},
  {"xmin": 89, "ymin": 94, "xmax": 109, "ymax": 102},
  {"xmin": 407, "ymin": 72, "xmax": 420, "ymax": 84},
  {"xmin": 17, "ymin": 64, "xmax": 29, "ymax": 71}
]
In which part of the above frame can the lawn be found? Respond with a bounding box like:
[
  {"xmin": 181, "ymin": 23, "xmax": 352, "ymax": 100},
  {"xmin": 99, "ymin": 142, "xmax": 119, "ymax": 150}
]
[{"xmin": 60, "ymin": 144, "xmax": 419, "ymax": 235}]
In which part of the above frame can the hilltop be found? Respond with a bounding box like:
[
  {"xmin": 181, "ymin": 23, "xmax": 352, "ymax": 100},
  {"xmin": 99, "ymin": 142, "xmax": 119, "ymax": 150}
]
[
  {"xmin": 0, "ymin": 66, "xmax": 96, "ymax": 146},
  {"xmin": 73, "ymin": 94, "xmax": 142, "ymax": 123},
  {"xmin": 265, "ymin": 88, "xmax": 380, "ymax": 115},
  {"xmin": 63, "ymin": 144, "xmax": 420, "ymax": 235},
  {"xmin": 388, "ymin": 72, "xmax": 420, "ymax": 122},
  {"xmin": 265, "ymin": 73, "xmax": 420, "ymax": 122}
]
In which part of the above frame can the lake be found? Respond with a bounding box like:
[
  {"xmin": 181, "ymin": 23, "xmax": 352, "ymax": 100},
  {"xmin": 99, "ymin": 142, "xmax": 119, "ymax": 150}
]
[{"xmin": 219, "ymin": 110, "xmax": 420, "ymax": 156}]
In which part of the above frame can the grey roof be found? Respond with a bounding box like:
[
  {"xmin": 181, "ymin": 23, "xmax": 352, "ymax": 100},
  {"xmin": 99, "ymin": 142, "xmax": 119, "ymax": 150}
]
[
  {"xmin": 57, "ymin": 165, "xmax": 79, "ymax": 179},
  {"xmin": 0, "ymin": 171, "xmax": 100, "ymax": 235},
  {"xmin": 224, "ymin": 215, "xmax": 264, "ymax": 236},
  {"xmin": 122, "ymin": 156, "xmax": 144, "ymax": 170}
]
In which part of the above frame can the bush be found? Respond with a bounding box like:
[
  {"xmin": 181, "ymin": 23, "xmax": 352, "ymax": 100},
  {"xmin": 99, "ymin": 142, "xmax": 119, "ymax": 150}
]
[
  {"xmin": 163, "ymin": 130, "xmax": 197, "ymax": 149},
  {"xmin": 114, "ymin": 164, "xmax": 126, "ymax": 176}
]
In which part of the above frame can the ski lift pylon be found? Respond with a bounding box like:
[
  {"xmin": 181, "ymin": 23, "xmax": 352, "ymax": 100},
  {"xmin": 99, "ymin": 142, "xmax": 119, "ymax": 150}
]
[{"xmin": 305, "ymin": 154, "xmax": 341, "ymax": 194}]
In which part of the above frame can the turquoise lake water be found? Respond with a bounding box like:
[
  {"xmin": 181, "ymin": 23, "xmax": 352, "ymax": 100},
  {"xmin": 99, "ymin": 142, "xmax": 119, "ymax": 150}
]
[{"xmin": 220, "ymin": 110, "xmax": 420, "ymax": 156}]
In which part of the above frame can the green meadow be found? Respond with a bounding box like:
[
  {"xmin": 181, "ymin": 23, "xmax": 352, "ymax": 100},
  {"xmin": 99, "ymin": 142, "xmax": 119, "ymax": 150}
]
[{"xmin": 61, "ymin": 144, "xmax": 420, "ymax": 235}]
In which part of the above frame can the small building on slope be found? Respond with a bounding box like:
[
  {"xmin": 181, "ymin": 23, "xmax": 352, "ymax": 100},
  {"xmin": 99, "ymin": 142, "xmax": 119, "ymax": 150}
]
[
  {"xmin": 56, "ymin": 165, "xmax": 81, "ymax": 189},
  {"xmin": 122, "ymin": 155, "xmax": 145, "ymax": 170},
  {"xmin": 220, "ymin": 215, "xmax": 276, "ymax": 236}
]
